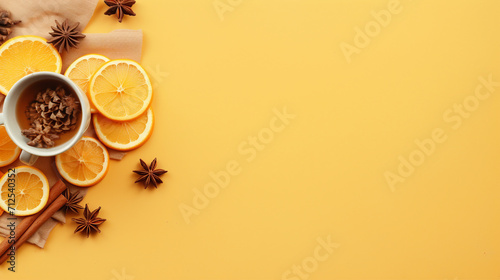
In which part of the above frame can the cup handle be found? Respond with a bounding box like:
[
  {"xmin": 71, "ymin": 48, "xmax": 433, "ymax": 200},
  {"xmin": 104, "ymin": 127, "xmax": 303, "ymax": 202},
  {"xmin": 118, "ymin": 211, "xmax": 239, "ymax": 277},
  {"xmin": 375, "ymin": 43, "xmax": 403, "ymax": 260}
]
[
  {"xmin": 0, "ymin": 113, "xmax": 4, "ymax": 125},
  {"xmin": 20, "ymin": 150, "xmax": 38, "ymax": 165}
]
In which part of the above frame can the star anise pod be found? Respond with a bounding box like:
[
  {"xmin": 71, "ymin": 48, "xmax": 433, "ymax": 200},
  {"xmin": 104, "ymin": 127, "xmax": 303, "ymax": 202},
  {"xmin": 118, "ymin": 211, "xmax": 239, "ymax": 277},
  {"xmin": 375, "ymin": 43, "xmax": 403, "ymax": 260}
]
[
  {"xmin": 21, "ymin": 120, "xmax": 60, "ymax": 148},
  {"xmin": 47, "ymin": 19, "xmax": 85, "ymax": 53},
  {"xmin": 133, "ymin": 158, "xmax": 168, "ymax": 188},
  {"xmin": 62, "ymin": 189, "xmax": 84, "ymax": 214},
  {"xmin": 72, "ymin": 204, "xmax": 106, "ymax": 238},
  {"xmin": 104, "ymin": 0, "xmax": 136, "ymax": 23}
]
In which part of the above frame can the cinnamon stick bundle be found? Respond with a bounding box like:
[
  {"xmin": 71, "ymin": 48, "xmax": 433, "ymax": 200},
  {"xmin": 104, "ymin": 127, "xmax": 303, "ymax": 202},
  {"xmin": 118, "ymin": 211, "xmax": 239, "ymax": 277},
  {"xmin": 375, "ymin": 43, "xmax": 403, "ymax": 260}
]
[
  {"xmin": 0, "ymin": 171, "xmax": 3, "ymax": 217},
  {"xmin": 0, "ymin": 180, "xmax": 67, "ymax": 263},
  {"xmin": 0, "ymin": 194, "xmax": 67, "ymax": 264}
]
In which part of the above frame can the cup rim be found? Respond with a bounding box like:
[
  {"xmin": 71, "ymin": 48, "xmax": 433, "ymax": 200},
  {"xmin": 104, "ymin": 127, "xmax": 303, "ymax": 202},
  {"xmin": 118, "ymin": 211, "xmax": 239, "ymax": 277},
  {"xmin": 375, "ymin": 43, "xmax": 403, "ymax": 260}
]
[{"xmin": 3, "ymin": 71, "xmax": 90, "ymax": 157}]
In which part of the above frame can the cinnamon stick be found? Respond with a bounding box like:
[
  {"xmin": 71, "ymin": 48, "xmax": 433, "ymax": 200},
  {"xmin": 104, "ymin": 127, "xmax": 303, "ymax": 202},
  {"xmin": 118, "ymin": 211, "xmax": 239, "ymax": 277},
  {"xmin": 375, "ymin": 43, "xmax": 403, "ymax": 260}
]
[
  {"xmin": 0, "ymin": 180, "xmax": 66, "ymax": 258},
  {"xmin": 0, "ymin": 171, "xmax": 3, "ymax": 217},
  {"xmin": 0, "ymin": 194, "xmax": 67, "ymax": 264}
]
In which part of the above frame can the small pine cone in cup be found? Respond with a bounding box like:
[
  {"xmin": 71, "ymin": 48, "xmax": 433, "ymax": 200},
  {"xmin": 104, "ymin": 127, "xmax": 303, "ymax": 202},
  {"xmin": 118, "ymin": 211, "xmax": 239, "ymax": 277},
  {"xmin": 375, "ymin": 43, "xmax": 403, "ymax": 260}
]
[{"xmin": 22, "ymin": 87, "xmax": 80, "ymax": 147}]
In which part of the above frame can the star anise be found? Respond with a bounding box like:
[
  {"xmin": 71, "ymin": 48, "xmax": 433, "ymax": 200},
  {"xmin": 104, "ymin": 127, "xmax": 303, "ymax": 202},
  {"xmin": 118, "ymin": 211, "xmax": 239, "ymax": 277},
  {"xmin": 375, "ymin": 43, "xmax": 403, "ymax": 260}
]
[
  {"xmin": 104, "ymin": 0, "xmax": 136, "ymax": 23},
  {"xmin": 72, "ymin": 204, "xmax": 106, "ymax": 238},
  {"xmin": 47, "ymin": 19, "xmax": 85, "ymax": 53},
  {"xmin": 62, "ymin": 189, "xmax": 84, "ymax": 214},
  {"xmin": 21, "ymin": 120, "xmax": 60, "ymax": 148},
  {"xmin": 133, "ymin": 158, "xmax": 168, "ymax": 188}
]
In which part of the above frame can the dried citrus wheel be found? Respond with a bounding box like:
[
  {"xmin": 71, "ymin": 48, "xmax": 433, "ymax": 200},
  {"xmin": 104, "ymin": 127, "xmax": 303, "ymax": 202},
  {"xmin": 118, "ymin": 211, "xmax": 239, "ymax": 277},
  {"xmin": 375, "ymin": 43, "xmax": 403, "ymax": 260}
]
[
  {"xmin": 55, "ymin": 137, "xmax": 109, "ymax": 187},
  {"xmin": 0, "ymin": 166, "xmax": 49, "ymax": 216},
  {"xmin": 93, "ymin": 108, "xmax": 154, "ymax": 151},
  {"xmin": 0, "ymin": 171, "xmax": 3, "ymax": 216},
  {"xmin": 64, "ymin": 54, "xmax": 110, "ymax": 114},
  {"xmin": 0, "ymin": 125, "xmax": 21, "ymax": 167},
  {"xmin": 89, "ymin": 59, "xmax": 152, "ymax": 121},
  {"xmin": 0, "ymin": 36, "xmax": 62, "ymax": 95}
]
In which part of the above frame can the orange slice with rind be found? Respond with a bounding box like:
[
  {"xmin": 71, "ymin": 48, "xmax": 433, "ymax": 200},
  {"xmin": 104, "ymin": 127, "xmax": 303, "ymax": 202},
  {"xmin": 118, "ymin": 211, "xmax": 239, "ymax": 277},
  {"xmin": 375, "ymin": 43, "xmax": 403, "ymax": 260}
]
[
  {"xmin": 64, "ymin": 54, "xmax": 110, "ymax": 113},
  {"xmin": 0, "ymin": 125, "xmax": 21, "ymax": 167},
  {"xmin": 89, "ymin": 59, "xmax": 153, "ymax": 121},
  {"xmin": 0, "ymin": 166, "xmax": 50, "ymax": 216},
  {"xmin": 93, "ymin": 108, "xmax": 154, "ymax": 151},
  {"xmin": 55, "ymin": 137, "xmax": 109, "ymax": 187},
  {"xmin": 0, "ymin": 36, "xmax": 62, "ymax": 95}
]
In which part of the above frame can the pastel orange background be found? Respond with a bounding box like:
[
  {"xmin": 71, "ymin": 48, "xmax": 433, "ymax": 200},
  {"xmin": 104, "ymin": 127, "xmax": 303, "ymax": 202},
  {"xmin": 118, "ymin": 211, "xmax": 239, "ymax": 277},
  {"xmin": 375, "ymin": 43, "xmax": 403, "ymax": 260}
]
[{"xmin": 2, "ymin": 0, "xmax": 500, "ymax": 279}]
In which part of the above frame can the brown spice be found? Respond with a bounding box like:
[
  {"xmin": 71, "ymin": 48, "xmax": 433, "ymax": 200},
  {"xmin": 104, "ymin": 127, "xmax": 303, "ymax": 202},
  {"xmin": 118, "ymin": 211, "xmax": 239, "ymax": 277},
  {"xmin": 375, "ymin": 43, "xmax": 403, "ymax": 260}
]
[
  {"xmin": 0, "ymin": 181, "xmax": 67, "ymax": 264},
  {"xmin": 21, "ymin": 121, "xmax": 60, "ymax": 148},
  {"xmin": 72, "ymin": 204, "xmax": 106, "ymax": 238},
  {"xmin": 133, "ymin": 158, "xmax": 168, "ymax": 188},
  {"xmin": 47, "ymin": 19, "xmax": 85, "ymax": 53},
  {"xmin": 21, "ymin": 86, "xmax": 81, "ymax": 148},
  {"xmin": 104, "ymin": 0, "xmax": 136, "ymax": 23},
  {"xmin": 62, "ymin": 189, "xmax": 84, "ymax": 214},
  {"xmin": 0, "ymin": 9, "xmax": 21, "ymax": 45}
]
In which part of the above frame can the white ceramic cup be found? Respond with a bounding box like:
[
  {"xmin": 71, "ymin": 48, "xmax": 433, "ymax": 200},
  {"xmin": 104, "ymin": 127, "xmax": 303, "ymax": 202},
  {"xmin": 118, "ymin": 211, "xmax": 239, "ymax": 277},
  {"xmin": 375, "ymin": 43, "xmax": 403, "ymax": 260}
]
[{"xmin": 0, "ymin": 72, "xmax": 91, "ymax": 165}]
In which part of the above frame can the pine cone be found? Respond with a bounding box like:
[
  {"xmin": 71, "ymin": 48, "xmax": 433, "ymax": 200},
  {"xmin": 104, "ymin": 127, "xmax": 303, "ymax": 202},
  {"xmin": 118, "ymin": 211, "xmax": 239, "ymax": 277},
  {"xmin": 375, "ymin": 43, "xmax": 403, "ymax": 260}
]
[
  {"xmin": 0, "ymin": 9, "xmax": 20, "ymax": 45},
  {"xmin": 22, "ymin": 87, "xmax": 80, "ymax": 147}
]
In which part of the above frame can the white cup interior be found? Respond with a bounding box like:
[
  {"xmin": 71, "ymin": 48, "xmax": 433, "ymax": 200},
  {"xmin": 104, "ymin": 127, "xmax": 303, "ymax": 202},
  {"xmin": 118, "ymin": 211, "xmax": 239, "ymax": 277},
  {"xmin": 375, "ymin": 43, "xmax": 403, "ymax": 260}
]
[{"xmin": 3, "ymin": 72, "xmax": 91, "ymax": 157}]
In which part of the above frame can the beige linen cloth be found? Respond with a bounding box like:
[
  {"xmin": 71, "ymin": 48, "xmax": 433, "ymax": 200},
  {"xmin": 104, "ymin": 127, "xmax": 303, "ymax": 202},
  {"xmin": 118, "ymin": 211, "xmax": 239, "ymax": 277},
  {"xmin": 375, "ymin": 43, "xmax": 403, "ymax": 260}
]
[{"xmin": 0, "ymin": 0, "xmax": 143, "ymax": 248}]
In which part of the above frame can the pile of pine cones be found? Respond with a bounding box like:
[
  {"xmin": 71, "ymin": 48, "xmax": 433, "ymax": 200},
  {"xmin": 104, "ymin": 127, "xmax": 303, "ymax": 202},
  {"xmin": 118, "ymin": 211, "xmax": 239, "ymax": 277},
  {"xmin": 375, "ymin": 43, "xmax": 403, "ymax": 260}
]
[
  {"xmin": 22, "ymin": 87, "xmax": 81, "ymax": 148},
  {"xmin": 0, "ymin": 9, "xmax": 20, "ymax": 45}
]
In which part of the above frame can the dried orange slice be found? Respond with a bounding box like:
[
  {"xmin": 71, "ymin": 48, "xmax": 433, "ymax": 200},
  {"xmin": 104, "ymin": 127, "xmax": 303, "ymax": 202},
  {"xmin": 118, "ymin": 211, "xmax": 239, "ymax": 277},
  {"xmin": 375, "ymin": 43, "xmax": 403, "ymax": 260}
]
[
  {"xmin": 89, "ymin": 59, "xmax": 152, "ymax": 121},
  {"xmin": 0, "ymin": 171, "xmax": 3, "ymax": 216},
  {"xmin": 93, "ymin": 108, "xmax": 154, "ymax": 151},
  {"xmin": 55, "ymin": 137, "xmax": 109, "ymax": 187},
  {"xmin": 0, "ymin": 36, "xmax": 62, "ymax": 95},
  {"xmin": 0, "ymin": 125, "xmax": 21, "ymax": 167},
  {"xmin": 64, "ymin": 54, "xmax": 110, "ymax": 113},
  {"xmin": 0, "ymin": 166, "xmax": 49, "ymax": 216}
]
